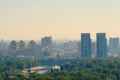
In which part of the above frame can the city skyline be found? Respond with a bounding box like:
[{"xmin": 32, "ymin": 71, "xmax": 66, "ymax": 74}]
[
  {"xmin": 0, "ymin": 33, "xmax": 120, "ymax": 58},
  {"xmin": 0, "ymin": 0, "xmax": 120, "ymax": 40}
]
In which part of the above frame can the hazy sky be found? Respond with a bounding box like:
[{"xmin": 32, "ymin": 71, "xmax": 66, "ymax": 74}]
[{"xmin": 0, "ymin": 0, "xmax": 120, "ymax": 40}]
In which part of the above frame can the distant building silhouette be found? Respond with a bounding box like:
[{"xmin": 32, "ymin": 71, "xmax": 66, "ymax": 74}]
[
  {"xmin": 63, "ymin": 41, "xmax": 78, "ymax": 57},
  {"xmin": 27, "ymin": 40, "xmax": 41, "ymax": 57},
  {"xmin": 28, "ymin": 40, "xmax": 36, "ymax": 49},
  {"xmin": 17, "ymin": 40, "xmax": 26, "ymax": 52},
  {"xmin": 78, "ymin": 41, "xmax": 81, "ymax": 57},
  {"xmin": 109, "ymin": 37, "xmax": 119, "ymax": 53},
  {"xmin": 92, "ymin": 42, "xmax": 96, "ymax": 57},
  {"xmin": 96, "ymin": 33, "xmax": 107, "ymax": 57},
  {"xmin": 9, "ymin": 40, "xmax": 17, "ymax": 53},
  {"xmin": 0, "ymin": 39, "xmax": 8, "ymax": 56},
  {"xmin": 41, "ymin": 36, "xmax": 52, "ymax": 56},
  {"xmin": 81, "ymin": 33, "xmax": 92, "ymax": 58}
]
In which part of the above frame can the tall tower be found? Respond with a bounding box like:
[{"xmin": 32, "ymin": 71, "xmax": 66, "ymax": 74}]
[
  {"xmin": 81, "ymin": 33, "xmax": 92, "ymax": 58},
  {"xmin": 109, "ymin": 37, "xmax": 119, "ymax": 53},
  {"xmin": 97, "ymin": 33, "xmax": 107, "ymax": 57},
  {"xmin": 41, "ymin": 36, "xmax": 52, "ymax": 56},
  {"xmin": 9, "ymin": 40, "xmax": 17, "ymax": 53},
  {"xmin": 17, "ymin": 40, "xmax": 26, "ymax": 52},
  {"xmin": 0, "ymin": 39, "xmax": 8, "ymax": 56}
]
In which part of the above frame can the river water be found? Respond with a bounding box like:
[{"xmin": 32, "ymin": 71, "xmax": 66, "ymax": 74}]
[{"xmin": 37, "ymin": 70, "xmax": 49, "ymax": 74}]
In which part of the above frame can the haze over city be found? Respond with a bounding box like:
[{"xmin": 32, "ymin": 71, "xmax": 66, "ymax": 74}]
[{"xmin": 0, "ymin": 0, "xmax": 120, "ymax": 40}]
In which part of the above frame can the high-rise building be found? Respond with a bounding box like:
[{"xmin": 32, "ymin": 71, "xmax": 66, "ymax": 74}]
[
  {"xmin": 28, "ymin": 40, "xmax": 36, "ymax": 49},
  {"xmin": 81, "ymin": 33, "xmax": 92, "ymax": 58},
  {"xmin": 96, "ymin": 33, "xmax": 107, "ymax": 57},
  {"xmin": 9, "ymin": 40, "xmax": 17, "ymax": 53},
  {"xmin": 27, "ymin": 40, "xmax": 41, "ymax": 57},
  {"xmin": 17, "ymin": 40, "xmax": 26, "ymax": 52},
  {"xmin": 41, "ymin": 36, "xmax": 52, "ymax": 56},
  {"xmin": 109, "ymin": 37, "xmax": 119, "ymax": 53},
  {"xmin": 0, "ymin": 39, "xmax": 8, "ymax": 56}
]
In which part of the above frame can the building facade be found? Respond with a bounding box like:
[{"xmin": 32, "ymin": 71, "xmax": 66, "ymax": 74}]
[
  {"xmin": 41, "ymin": 36, "xmax": 52, "ymax": 56},
  {"xmin": 0, "ymin": 39, "xmax": 8, "ymax": 56},
  {"xmin": 96, "ymin": 33, "xmax": 107, "ymax": 57},
  {"xmin": 81, "ymin": 33, "xmax": 92, "ymax": 58},
  {"xmin": 17, "ymin": 40, "xmax": 26, "ymax": 52},
  {"xmin": 9, "ymin": 40, "xmax": 17, "ymax": 53},
  {"xmin": 109, "ymin": 37, "xmax": 119, "ymax": 53}
]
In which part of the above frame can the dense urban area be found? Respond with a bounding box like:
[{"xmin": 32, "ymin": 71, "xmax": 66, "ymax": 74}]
[{"xmin": 0, "ymin": 33, "xmax": 120, "ymax": 80}]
